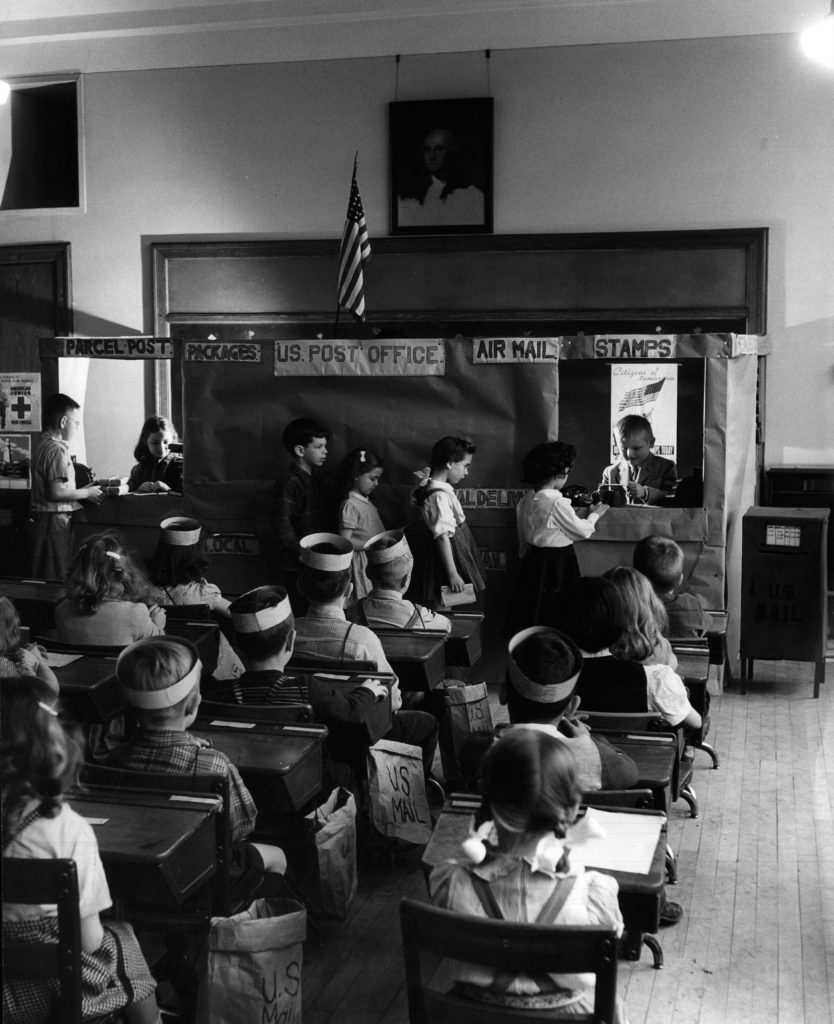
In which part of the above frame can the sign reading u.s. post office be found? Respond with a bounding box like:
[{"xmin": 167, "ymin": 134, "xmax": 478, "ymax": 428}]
[{"xmin": 274, "ymin": 340, "xmax": 445, "ymax": 377}]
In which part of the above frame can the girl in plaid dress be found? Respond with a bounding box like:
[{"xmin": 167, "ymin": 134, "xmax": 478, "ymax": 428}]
[
  {"xmin": 408, "ymin": 436, "xmax": 486, "ymax": 610},
  {"xmin": 2, "ymin": 677, "xmax": 160, "ymax": 1024}
]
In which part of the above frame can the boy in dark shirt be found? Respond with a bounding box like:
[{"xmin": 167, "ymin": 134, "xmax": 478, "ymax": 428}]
[
  {"xmin": 271, "ymin": 418, "xmax": 334, "ymax": 612},
  {"xmin": 633, "ymin": 535, "xmax": 712, "ymax": 636}
]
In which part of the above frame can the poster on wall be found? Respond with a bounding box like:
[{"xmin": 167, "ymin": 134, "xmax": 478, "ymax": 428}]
[
  {"xmin": 609, "ymin": 364, "xmax": 678, "ymax": 461},
  {"xmin": 0, "ymin": 373, "xmax": 41, "ymax": 432},
  {"xmin": 0, "ymin": 434, "xmax": 31, "ymax": 488}
]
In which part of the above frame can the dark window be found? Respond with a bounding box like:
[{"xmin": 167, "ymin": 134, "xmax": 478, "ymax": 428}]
[{"xmin": 1, "ymin": 81, "xmax": 79, "ymax": 211}]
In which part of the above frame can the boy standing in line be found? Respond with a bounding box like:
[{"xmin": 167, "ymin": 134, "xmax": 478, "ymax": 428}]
[
  {"xmin": 27, "ymin": 393, "xmax": 103, "ymax": 579},
  {"xmin": 271, "ymin": 417, "xmax": 334, "ymax": 612}
]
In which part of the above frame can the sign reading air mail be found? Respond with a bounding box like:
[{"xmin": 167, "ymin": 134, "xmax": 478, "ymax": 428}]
[
  {"xmin": 55, "ymin": 337, "xmax": 175, "ymax": 358},
  {"xmin": 593, "ymin": 336, "xmax": 677, "ymax": 359},
  {"xmin": 274, "ymin": 339, "xmax": 445, "ymax": 377},
  {"xmin": 472, "ymin": 338, "xmax": 560, "ymax": 363}
]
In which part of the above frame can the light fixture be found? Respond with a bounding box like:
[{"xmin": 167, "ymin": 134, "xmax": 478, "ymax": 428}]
[{"xmin": 801, "ymin": 2, "xmax": 834, "ymax": 68}]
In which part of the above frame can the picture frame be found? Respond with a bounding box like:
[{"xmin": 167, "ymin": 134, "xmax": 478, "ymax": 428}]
[{"xmin": 389, "ymin": 98, "xmax": 493, "ymax": 235}]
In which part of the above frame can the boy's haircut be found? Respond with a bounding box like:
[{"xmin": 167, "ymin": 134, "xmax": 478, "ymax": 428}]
[
  {"xmin": 0, "ymin": 596, "xmax": 23, "ymax": 656},
  {"xmin": 116, "ymin": 636, "xmax": 201, "ymax": 728},
  {"xmin": 633, "ymin": 535, "xmax": 684, "ymax": 594},
  {"xmin": 506, "ymin": 627, "xmax": 583, "ymax": 724},
  {"xmin": 282, "ymin": 417, "xmax": 329, "ymax": 455},
  {"xmin": 550, "ymin": 576, "xmax": 626, "ymax": 653},
  {"xmin": 298, "ymin": 565, "xmax": 352, "ymax": 602},
  {"xmin": 615, "ymin": 414, "xmax": 654, "ymax": 443},
  {"xmin": 429, "ymin": 436, "xmax": 476, "ymax": 471},
  {"xmin": 230, "ymin": 586, "xmax": 295, "ymax": 660},
  {"xmin": 479, "ymin": 728, "xmax": 582, "ymax": 838},
  {"xmin": 365, "ymin": 559, "xmax": 411, "ymax": 591},
  {"xmin": 521, "ymin": 441, "xmax": 576, "ymax": 487},
  {"xmin": 42, "ymin": 393, "xmax": 79, "ymax": 431}
]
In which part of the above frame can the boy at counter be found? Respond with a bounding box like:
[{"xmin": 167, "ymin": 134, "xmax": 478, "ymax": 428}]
[
  {"xmin": 599, "ymin": 414, "xmax": 677, "ymax": 506},
  {"xmin": 270, "ymin": 417, "xmax": 334, "ymax": 613},
  {"xmin": 26, "ymin": 393, "xmax": 103, "ymax": 580}
]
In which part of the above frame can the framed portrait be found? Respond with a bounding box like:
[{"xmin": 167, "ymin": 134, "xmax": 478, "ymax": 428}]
[{"xmin": 389, "ymin": 97, "xmax": 493, "ymax": 235}]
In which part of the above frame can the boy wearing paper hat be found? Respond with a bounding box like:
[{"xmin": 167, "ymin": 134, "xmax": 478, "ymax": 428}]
[
  {"xmin": 104, "ymin": 635, "xmax": 287, "ymax": 897},
  {"xmin": 347, "ymin": 529, "xmax": 452, "ymax": 634},
  {"xmin": 293, "ymin": 533, "xmax": 439, "ymax": 782},
  {"xmin": 505, "ymin": 626, "xmax": 639, "ymax": 792}
]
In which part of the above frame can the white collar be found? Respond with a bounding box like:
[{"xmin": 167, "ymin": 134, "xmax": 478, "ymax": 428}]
[
  {"xmin": 581, "ymin": 648, "xmax": 612, "ymax": 658},
  {"xmin": 349, "ymin": 489, "xmax": 370, "ymax": 504},
  {"xmin": 304, "ymin": 604, "xmax": 347, "ymax": 620}
]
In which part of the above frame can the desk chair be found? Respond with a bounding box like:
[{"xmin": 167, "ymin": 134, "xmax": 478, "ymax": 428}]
[
  {"xmin": 400, "ymin": 898, "xmax": 618, "ymax": 1024},
  {"xmin": 289, "ymin": 654, "xmax": 377, "ymax": 673},
  {"xmin": 36, "ymin": 636, "xmax": 125, "ymax": 657},
  {"xmin": 583, "ymin": 788, "xmax": 654, "ymax": 810},
  {"xmin": 198, "ymin": 697, "xmax": 315, "ymax": 724},
  {"xmin": 2, "ymin": 858, "xmax": 89, "ymax": 1024},
  {"xmin": 159, "ymin": 603, "xmax": 212, "ymax": 621}
]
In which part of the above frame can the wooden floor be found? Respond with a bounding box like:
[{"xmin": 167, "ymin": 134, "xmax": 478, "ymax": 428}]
[{"xmin": 302, "ymin": 655, "xmax": 834, "ymax": 1024}]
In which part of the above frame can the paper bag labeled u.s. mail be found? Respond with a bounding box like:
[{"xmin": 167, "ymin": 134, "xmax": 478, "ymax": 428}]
[{"xmin": 367, "ymin": 739, "xmax": 432, "ymax": 844}]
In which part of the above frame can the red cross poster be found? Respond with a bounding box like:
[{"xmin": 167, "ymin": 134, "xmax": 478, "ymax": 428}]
[{"xmin": 0, "ymin": 373, "xmax": 41, "ymax": 432}]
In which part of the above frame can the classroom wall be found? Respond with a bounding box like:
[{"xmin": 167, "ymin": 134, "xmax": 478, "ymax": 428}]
[{"xmin": 1, "ymin": 33, "xmax": 832, "ymax": 470}]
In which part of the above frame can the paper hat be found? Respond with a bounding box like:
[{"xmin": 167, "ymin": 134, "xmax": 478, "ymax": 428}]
[
  {"xmin": 230, "ymin": 585, "xmax": 293, "ymax": 634},
  {"xmin": 160, "ymin": 517, "xmax": 202, "ymax": 546},
  {"xmin": 507, "ymin": 626, "xmax": 583, "ymax": 704},
  {"xmin": 364, "ymin": 529, "xmax": 412, "ymax": 565},
  {"xmin": 299, "ymin": 532, "xmax": 354, "ymax": 571},
  {"xmin": 116, "ymin": 635, "xmax": 202, "ymax": 710}
]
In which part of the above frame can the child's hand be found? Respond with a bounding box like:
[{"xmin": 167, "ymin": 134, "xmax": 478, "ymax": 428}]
[
  {"xmin": 626, "ymin": 481, "xmax": 647, "ymax": 501},
  {"xmin": 360, "ymin": 680, "xmax": 389, "ymax": 701},
  {"xmin": 589, "ymin": 502, "xmax": 609, "ymax": 518},
  {"xmin": 447, "ymin": 571, "xmax": 466, "ymax": 593}
]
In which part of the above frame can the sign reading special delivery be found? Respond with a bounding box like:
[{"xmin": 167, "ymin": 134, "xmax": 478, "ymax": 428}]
[{"xmin": 274, "ymin": 339, "xmax": 445, "ymax": 377}]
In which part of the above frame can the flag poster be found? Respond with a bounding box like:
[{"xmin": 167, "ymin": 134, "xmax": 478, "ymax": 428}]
[
  {"xmin": 0, "ymin": 373, "xmax": 41, "ymax": 432},
  {"xmin": 610, "ymin": 363, "xmax": 678, "ymax": 461}
]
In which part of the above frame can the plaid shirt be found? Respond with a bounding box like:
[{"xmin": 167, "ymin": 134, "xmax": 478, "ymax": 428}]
[
  {"xmin": 209, "ymin": 670, "xmax": 310, "ymax": 707},
  {"xmin": 294, "ymin": 606, "xmax": 396, "ymax": 678},
  {"xmin": 103, "ymin": 728, "xmax": 257, "ymax": 841},
  {"xmin": 271, "ymin": 464, "xmax": 333, "ymax": 571}
]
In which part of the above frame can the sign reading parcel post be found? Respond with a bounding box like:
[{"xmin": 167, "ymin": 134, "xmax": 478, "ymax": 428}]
[{"xmin": 274, "ymin": 339, "xmax": 445, "ymax": 377}]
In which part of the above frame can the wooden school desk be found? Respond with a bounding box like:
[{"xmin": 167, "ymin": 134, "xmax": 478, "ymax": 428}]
[
  {"xmin": 421, "ymin": 796, "xmax": 668, "ymax": 968},
  {"xmin": 444, "ymin": 612, "xmax": 484, "ymax": 668},
  {"xmin": 51, "ymin": 651, "xmax": 123, "ymax": 723},
  {"xmin": 190, "ymin": 717, "xmax": 328, "ymax": 813},
  {"xmin": 73, "ymin": 787, "xmax": 219, "ymax": 906},
  {"xmin": 609, "ymin": 735, "xmax": 676, "ymax": 815},
  {"xmin": 375, "ymin": 630, "xmax": 447, "ymax": 692},
  {"xmin": 0, "ymin": 576, "xmax": 65, "ymax": 630},
  {"xmin": 164, "ymin": 619, "xmax": 220, "ymax": 677}
]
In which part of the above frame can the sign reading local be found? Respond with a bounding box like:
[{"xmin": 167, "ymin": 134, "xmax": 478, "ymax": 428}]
[
  {"xmin": 274, "ymin": 340, "xmax": 445, "ymax": 377},
  {"xmin": 55, "ymin": 337, "xmax": 174, "ymax": 358}
]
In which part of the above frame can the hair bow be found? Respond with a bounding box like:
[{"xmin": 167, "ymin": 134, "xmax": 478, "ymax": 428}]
[
  {"xmin": 38, "ymin": 701, "xmax": 58, "ymax": 717},
  {"xmin": 105, "ymin": 550, "xmax": 121, "ymax": 560},
  {"xmin": 412, "ymin": 466, "xmax": 431, "ymax": 486},
  {"xmin": 359, "ymin": 450, "xmax": 366, "ymax": 463},
  {"xmin": 460, "ymin": 820, "xmax": 495, "ymax": 864}
]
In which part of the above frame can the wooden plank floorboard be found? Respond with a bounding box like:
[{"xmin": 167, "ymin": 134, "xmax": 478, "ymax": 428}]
[{"xmin": 298, "ymin": 656, "xmax": 834, "ymax": 1024}]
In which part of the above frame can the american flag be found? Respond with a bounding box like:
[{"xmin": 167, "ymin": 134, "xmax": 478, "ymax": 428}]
[
  {"xmin": 618, "ymin": 378, "xmax": 664, "ymax": 411},
  {"xmin": 337, "ymin": 157, "xmax": 371, "ymax": 320}
]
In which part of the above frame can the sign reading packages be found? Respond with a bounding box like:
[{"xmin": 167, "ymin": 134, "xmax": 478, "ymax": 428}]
[{"xmin": 274, "ymin": 340, "xmax": 445, "ymax": 377}]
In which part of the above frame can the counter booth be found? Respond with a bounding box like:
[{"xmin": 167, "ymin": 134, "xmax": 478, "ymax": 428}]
[{"xmin": 35, "ymin": 229, "xmax": 768, "ymax": 673}]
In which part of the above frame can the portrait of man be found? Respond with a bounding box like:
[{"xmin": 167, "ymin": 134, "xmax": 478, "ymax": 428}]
[{"xmin": 390, "ymin": 98, "xmax": 493, "ymax": 234}]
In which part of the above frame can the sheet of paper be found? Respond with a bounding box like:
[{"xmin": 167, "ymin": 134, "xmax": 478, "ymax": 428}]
[
  {"xmin": 572, "ymin": 809, "xmax": 663, "ymax": 875},
  {"xmin": 46, "ymin": 653, "xmax": 84, "ymax": 667}
]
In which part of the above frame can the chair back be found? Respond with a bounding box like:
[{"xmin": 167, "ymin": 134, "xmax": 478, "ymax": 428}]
[
  {"xmin": 583, "ymin": 788, "xmax": 654, "ymax": 810},
  {"xmin": 79, "ymin": 763, "xmax": 240, "ymax": 915},
  {"xmin": 289, "ymin": 654, "xmax": 377, "ymax": 672},
  {"xmin": 198, "ymin": 698, "xmax": 315, "ymax": 724},
  {"xmin": 400, "ymin": 897, "xmax": 618, "ymax": 1024},
  {"xmin": 35, "ymin": 636, "xmax": 125, "ymax": 657},
  {"xmin": 161, "ymin": 603, "xmax": 213, "ymax": 621},
  {"xmin": 2, "ymin": 858, "xmax": 83, "ymax": 1024}
]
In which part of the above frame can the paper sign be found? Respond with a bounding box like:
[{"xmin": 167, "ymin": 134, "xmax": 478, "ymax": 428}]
[
  {"xmin": 610, "ymin": 363, "xmax": 679, "ymax": 461},
  {"xmin": 457, "ymin": 487, "xmax": 530, "ymax": 510},
  {"xmin": 593, "ymin": 335, "xmax": 677, "ymax": 359},
  {"xmin": 472, "ymin": 338, "xmax": 560, "ymax": 363},
  {"xmin": 184, "ymin": 342, "xmax": 262, "ymax": 362},
  {"xmin": 274, "ymin": 339, "xmax": 445, "ymax": 377},
  {"xmin": 55, "ymin": 337, "xmax": 174, "ymax": 358},
  {"xmin": 0, "ymin": 374, "xmax": 40, "ymax": 432}
]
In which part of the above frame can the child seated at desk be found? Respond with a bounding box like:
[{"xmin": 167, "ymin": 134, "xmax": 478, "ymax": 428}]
[
  {"xmin": 104, "ymin": 635, "xmax": 286, "ymax": 901},
  {"xmin": 346, "ymin": 529, "xmax": 451, "ymax": 634},
  {"xmin": 633, "ymin": 535, "xmax": 712, "ymax": 637},
  {"xmin": 0, "ymin": 596, "xmax": 59, "ymax": 694},
  {"xmin": 602, "ymin": 567, "xmax": 678, "ymax": 668},
  {"xmin": 503, "ymin": 625, "xmax": 639, "ymax": 791},
  {"xmin": 2, "ymin": 676, "xmax": 161, "ymax": 1024},
  {"xmin": 553, "ymin": 577, "xmax": 701, "ymax": 733},
  {"xmin": 55, "ymin": 532, "xmax": 166, "ymax": 645},
  {"xmin": 292, "ymin": 534, "xmax": 439, "ymax": 783},
  {"xmin": 429, "ymin": 729, "xmax": 630, "ymax": 1022}
]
